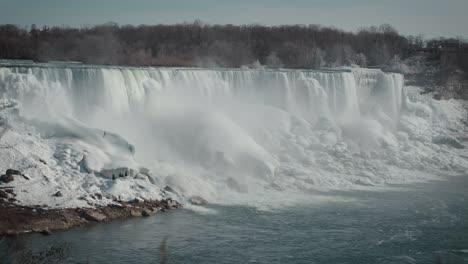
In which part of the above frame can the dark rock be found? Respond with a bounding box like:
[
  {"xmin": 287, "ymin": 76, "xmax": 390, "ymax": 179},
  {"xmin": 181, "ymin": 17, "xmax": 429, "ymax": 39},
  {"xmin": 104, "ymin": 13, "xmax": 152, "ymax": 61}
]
[
  {"xmin": 40, "ymin": 229, "xmax": 52, "ymax": 236},
  {"xmin": 141, "ymin": 210, "xmax": 152, "ymax": 217},
  {"xmin": 0, "ymin": 174, "xmax": 14, "ymax": 183},
  {"xmin": 39, "ymin": 159, "xmax": 47, "ymax": 165},
  {"xmin": 189, "ymin": 196, "xmax": 208, "ymax": 205},
  {"xmin": 160, "ymin": 198, "xmax": 180, "ymax": 209},
  {"xmin": 0, "ymin": 190, "xmax": 8, "ymax": 199},
  {"xmin": 36, "ymin": 208, "xmax": 47, "ymax": 215},
  {"xmin": 109, "ymin": 203, "xmax": 123, "ymax": 209},
  {"xmin": 94, "ymin": 193, "xmax": 103, "ymax": 200},
  {"xmin": 81, "ymin": 210, "xmax": 106, "ymax": 222},
  {"xmin": 167, "ymin": 199, "xmax": 180, "ymax": 208},
  {"xmin": 433, "ymin": 135, "xmax": 465, "ymax": 149},
  {"xmin": 0, "ymin": 198, "xmax": 180, "ymax": 236},
  {"xmin": 52, "ymin": 191, "xmax": 63, "ymax": 197},
  {"xmin": 129, "ymin": 197, "xmax": 144, "ymax": 204},
  {"xmin": 163, "ymin": 185, "xmax": 177, "ymax": 194},
  {"xmin": 6, "ymin": 169, "xmax": 22, "ymax": 176},
  {"xmin": 8, "ymin": 198, "xmax": 16, "ymax": 203},
  {"xmin": 147, "ymin": 175, "xmax": 156, "ymax": 184},
  {"xmin": 4, "ymin": 189, "xmax": 14, "ymax": 194}
]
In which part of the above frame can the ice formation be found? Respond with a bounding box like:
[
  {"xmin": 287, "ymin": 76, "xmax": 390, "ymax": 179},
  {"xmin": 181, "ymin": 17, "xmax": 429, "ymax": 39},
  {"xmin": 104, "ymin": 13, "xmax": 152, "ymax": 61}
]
[{"xmin": 0, "ymin": 62, "xmax": 466, "ymax": 208}]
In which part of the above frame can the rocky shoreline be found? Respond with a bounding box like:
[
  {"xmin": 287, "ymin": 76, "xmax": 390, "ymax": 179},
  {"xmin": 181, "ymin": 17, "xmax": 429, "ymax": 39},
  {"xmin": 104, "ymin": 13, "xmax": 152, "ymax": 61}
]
[{"xmin": 0, "ymin": 196, "xmax": 181, "ymax": 237}]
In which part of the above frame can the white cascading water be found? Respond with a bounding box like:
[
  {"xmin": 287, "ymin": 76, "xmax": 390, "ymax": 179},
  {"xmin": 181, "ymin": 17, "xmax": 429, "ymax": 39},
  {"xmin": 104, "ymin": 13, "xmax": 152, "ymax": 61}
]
[{"xmin": 0, "ymin": 63, "xmax": 466, "ymax": 207}]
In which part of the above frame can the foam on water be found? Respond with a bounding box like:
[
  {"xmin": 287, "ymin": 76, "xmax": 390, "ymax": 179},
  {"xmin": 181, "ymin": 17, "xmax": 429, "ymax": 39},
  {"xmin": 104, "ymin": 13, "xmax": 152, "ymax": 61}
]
[{"xmin": 0, "ymin": 63, "xmax": 467, "ymax": 207}]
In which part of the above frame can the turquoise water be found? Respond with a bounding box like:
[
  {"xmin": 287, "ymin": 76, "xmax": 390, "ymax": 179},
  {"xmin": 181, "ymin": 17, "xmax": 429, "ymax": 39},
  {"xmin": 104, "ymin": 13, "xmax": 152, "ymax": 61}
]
[{"xmin": 2, "ymin": 176, "xmax": 468, "ymax": 264}]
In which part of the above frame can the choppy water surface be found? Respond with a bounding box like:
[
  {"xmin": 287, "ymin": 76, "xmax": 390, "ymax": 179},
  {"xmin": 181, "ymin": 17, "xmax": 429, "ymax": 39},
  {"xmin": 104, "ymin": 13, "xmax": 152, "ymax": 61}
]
[{"xmin": 2, "ymin": 175, "xmax": 468, "ymax": 264}]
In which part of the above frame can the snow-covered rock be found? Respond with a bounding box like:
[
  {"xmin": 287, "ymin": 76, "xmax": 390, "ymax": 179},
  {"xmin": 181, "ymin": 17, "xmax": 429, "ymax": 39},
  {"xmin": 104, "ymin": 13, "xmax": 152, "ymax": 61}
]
[{"xmin": 0, "ymin": 98, "xmax": 164, "ymax": 208}]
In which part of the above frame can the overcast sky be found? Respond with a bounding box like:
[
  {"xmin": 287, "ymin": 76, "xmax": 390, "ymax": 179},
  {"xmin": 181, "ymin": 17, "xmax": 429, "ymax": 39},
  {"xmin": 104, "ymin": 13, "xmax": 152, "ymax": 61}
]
[{"xmin": 0, "ymin": 0, "xmax": 467, "ymax": 38}]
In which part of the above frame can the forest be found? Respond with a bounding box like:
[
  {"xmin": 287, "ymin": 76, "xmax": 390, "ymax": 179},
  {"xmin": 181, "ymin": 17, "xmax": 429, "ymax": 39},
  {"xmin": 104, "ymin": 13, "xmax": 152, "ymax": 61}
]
[
  {"xmin": 0, "ymin": 22, "xmax": 412, "ymax": 68},
  {"xmin": 0, "ymin": 22, "xmax": 466, "ymax": 74}
]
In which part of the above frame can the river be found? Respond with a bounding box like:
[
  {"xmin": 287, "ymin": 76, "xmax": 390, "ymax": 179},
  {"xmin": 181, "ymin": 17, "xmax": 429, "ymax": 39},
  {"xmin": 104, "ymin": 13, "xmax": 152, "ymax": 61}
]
[{"xmin": 2, "ymin": 175, "xmax": 467, "ymax": 264}]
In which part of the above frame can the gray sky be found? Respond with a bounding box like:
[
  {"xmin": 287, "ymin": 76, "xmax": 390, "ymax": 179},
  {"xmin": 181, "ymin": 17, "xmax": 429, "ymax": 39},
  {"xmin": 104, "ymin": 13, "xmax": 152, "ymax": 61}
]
[{"xmin": 0, "ymin": 0, "xmax": 467, "ymax": 38}]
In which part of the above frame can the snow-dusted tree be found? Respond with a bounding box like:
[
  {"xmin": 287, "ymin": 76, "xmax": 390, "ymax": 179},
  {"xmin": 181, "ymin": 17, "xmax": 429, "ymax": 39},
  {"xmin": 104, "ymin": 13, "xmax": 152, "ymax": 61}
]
[
  {"xmin": 328, "ymin": 44, "xmax": 356, "ymax": 67},
  {"xmin": 265, "ymin": 51, "xmax": 282, "ymax": 67},
  {"xmin": 389, "ymin": 55, "xmax": 410, "ymax": 73},
  {"xmin": 311, "ymin": 47, "xmax": 326, "ymax": 69},
  {"xmin": 353, "ymin": 53, "xmax": 367, "ymax": 67},
  {"xmin": 369, "ymin": 43, "xmax": 392, "ymax": 66},
  {"xmin": 249, "ymin": 59, "xmax": 264, "ymax": 69},
  {"xmin": 343, "ymin": 45, "xmax": 357, "ymax": 66}
]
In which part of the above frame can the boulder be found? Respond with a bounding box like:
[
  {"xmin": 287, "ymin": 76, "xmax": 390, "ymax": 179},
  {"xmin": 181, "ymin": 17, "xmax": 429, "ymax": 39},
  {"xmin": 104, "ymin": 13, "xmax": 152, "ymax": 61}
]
[
  {"xmin": 40, "ymin": 229, "xmax": 53, "ymax": 236},
  {"xmin": 109, "ymin": 203, "xmax": 123, "ymax": 209},
  {"xmin": 94, "ymin": 193, "xmax": 103, "ymax": 200},
  {"xmin": 167, "ymin": 199, "xmax": 180, "ymax": 208},
  {"xmin": 129, "ymin": 197, "xmax": 144, "ymax": 204},
  {"xmin": 0, "ymin": 174, "xmax": 14, "ymax": 183},
  {"xmin": 81, "ymin": 210, "xmax": 106, "ymax": 222},
  {"xmin": 4, "ymin": 189, "xmax": 14, "ymax": 194},
  {"xmin": 130, "ymin": 209, "xmax": 141, "ymax": 217},
  {"xmin": 161, "ymin": 198, "xmax": 180, "ymax": 209},
  {"xmin": 147, "ymin": 176, "xmax": 156, "ymax": 184},
  {"xmin": 52, "ymin": 191, "xmax": 63, "ymax": 197},
  {"xmin": 141, "ymin": 210, "xmax": 154, "ymax": 217},
  {"xmin": 0, "ymin": 190, "xmax": 8, "ymax": 199},
  {"xmin": 6, "ymin": 169, "xmax": 22, "ymax": 176}
]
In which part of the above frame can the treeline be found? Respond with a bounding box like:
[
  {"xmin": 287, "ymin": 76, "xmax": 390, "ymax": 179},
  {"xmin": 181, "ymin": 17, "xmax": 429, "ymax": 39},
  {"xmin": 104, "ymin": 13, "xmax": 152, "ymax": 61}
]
[{"xmin": 0, "ymin": 22, "xmax": 410, "ymax": 68}]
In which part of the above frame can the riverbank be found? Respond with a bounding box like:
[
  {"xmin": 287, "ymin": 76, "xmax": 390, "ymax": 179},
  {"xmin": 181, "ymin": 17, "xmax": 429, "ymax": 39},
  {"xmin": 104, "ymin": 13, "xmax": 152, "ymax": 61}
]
[{"xmin": 0, "ymin": 194, "xmax": 180, "ymax": 236}]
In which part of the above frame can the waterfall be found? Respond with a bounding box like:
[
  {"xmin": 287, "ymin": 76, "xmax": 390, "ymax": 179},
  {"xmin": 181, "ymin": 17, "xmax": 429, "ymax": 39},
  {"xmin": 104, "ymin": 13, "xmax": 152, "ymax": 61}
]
[
  {"xmin": 6, "ymin": 63, "xmax": 451, "ymax": 204},
  {"xmin": 0, "ymin": 65, "xmax": 404, "ymax": 125}
]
